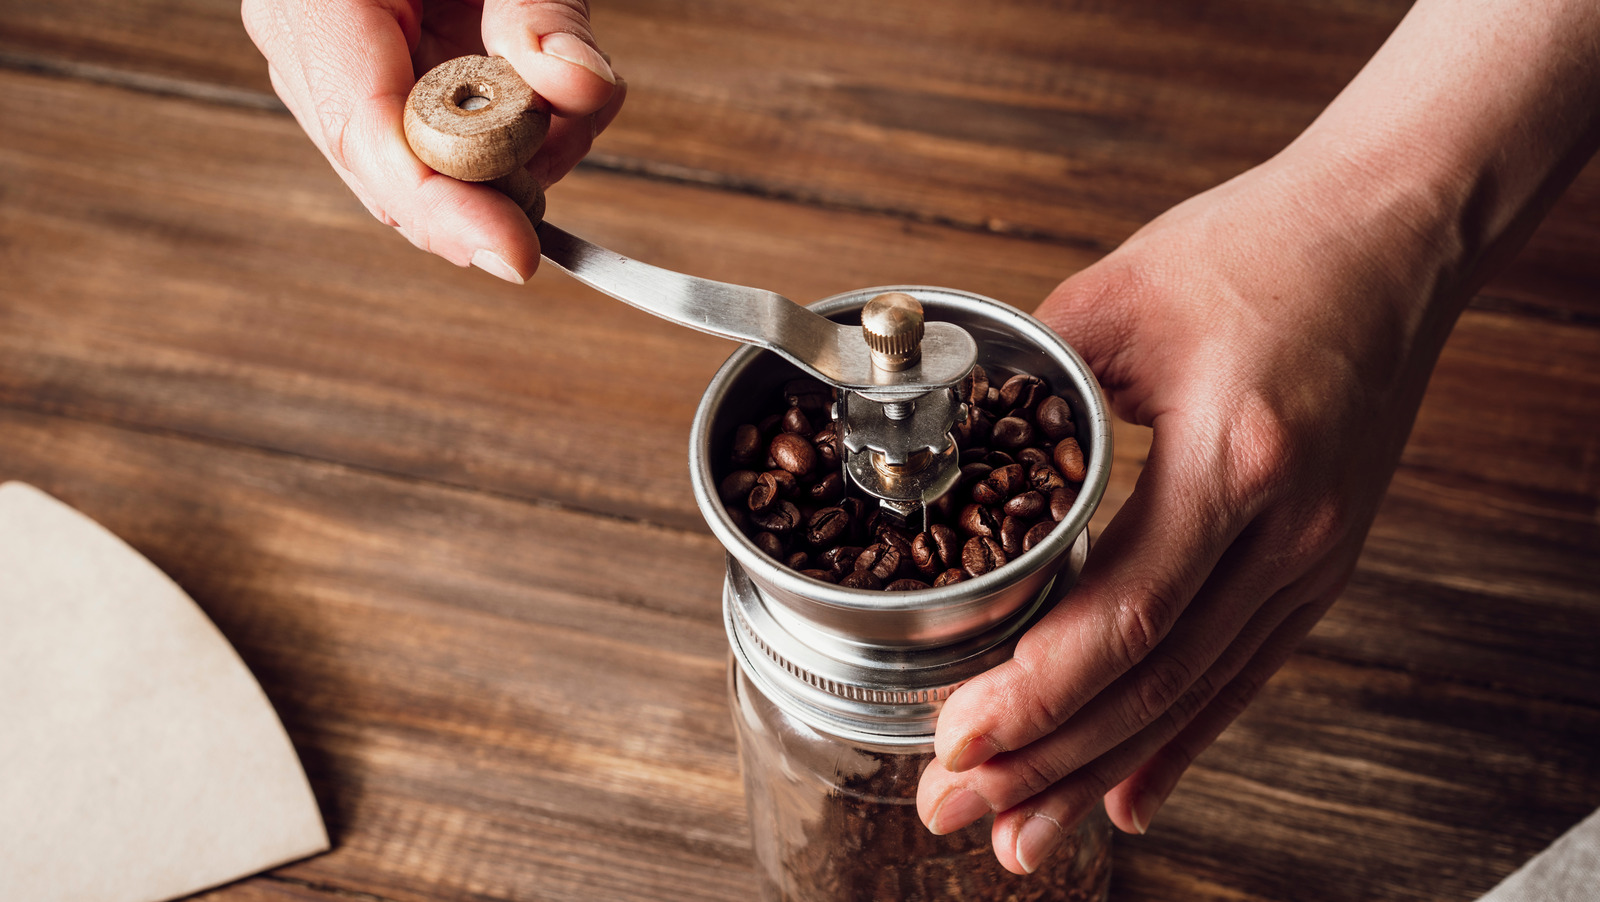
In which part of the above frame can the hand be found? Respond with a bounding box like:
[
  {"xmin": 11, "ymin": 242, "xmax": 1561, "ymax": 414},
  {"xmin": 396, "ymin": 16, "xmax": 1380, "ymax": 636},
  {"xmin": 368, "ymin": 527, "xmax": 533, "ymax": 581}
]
[
  {"xmin": 243, "ymin": 0, "xmax": 626, "ymax": 283},
  {"xmin": 916, "ymin": 145, "xmax": 1471, "ymax": 872},
  {"xmin": 915, "ymin": 0, "xmax": 1598, "ymax": 873}
]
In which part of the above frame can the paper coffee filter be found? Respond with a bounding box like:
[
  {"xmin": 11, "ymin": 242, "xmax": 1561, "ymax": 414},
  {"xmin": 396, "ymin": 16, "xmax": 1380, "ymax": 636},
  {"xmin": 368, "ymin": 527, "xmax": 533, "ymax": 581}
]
[{"xmin": 0, "ymin": 481, "xmax": 328, "ymax": 902}]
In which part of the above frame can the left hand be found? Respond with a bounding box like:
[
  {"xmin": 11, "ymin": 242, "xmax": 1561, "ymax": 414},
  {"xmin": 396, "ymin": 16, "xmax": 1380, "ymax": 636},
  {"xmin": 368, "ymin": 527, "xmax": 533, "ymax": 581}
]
[{"xmin": 914, "ymin": 143, "xmax": 1468, "ymax": 874}]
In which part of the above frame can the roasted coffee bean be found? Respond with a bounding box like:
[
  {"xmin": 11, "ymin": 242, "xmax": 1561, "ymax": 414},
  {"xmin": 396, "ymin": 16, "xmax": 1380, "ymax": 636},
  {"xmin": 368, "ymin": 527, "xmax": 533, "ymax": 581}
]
[
  {"xmin": 959, "ymin": 462, "xmax": 994, "ymax": 490},
  {"xmin": 751, "ymin": 470, "xmax": 797, "ymax": 511},
  {"xmin": 805, "ymin": 506, "xmax": 850, "ymax": 546},
  {"xmin": 781, "ymin": 406, "xmax": 814, "ymax": 437},
  {"xmin": 770, "ymin": 432, "xmax": 817, "ymax": 477},
  {"xmin": 813, "ymin": 426, "xmax": 841, "ymax": 468},
  {"xmin": 799, "ymin": 568, "xmax": 835, "ymax": 583},
  {"xmin": 886, "ymin": 578, "xmax": 932, "ymax": 592},
  {"xmin": 971, "ymin": 481, "xmax": 1004, "ymax": 506},
  {"xmin": 731, "ymin": 424, "xmax": 763, "ymax": 466},
  {"xmin": 786, "ymin": 551, "xmax": 810, "ymax": 570},
  {"xmin": 1029, "ymin": 464, "xmax": 1065, "ymax": 493},
  {"xmin": 986, "ymin": 463, "xmax": 1026, "ymax": 498},
  {"xmin": 1053, "ymin": 436, "xmax": 1087, "ymax": 482},
  {"xmin": 960, "ymin": 364, "xmax": 990, "ymax": 408},
  {"xmin": 720, "ymin": 469, "xmax": 760, "ymax": 505},
  {"xmin": 958, "ymin": 503, "xmax": 1000, "ymax": 539},
  {"xmin": 1000, "ymin": 515, "xmax": 1028, "ymax": 556},
  {"xmin": 754, "ymin": 531, "xmax": 785, "ymax": 559},
  {"xmin": 820, "ymin": 545, "xmax": 863, "ymax": 574},
  {"xmin": 992, "ymin": 416, "xmax": 1034, "ymax": 451},
  {"xmin": 1037, "ymin": 395, "xmax": 1075, "ymax": 440},
  {"xmin": 1016, "ymin": 447, "xmax": 1050, "ymax": 469},
  {"xmin": 745, "ymin": 476, "xmax": 777, "ymax": 511},
  {"xmin": 983, "ymin": 451, "xmax": 1015, "ymax": 469},
  {"xmin": 929, "ymin": 524, "xmax": 961, "ymax": 567},
  {"xmin": 839, "ymin": 497, "xmax": 870, "ymax": 541},
  {"xmin": 959, "ymin": 447, "xmax": 990, "ymax": 466},
  {"xmin": 725, "ymin": 506, "xmax": 749, "ymax": 532},
  {"xmin": 751, "ymin": 500, "xmax": 801, "ymax": 533},
  {"xmin": 984, "ymin": 386, "xmax": 1001, "ymax": 410},
  {"xmin": 1004, "ymin": 490, "xmax": 1047, "ymax": 520},
  {"xmin": 838, "ymin": 570, "xmax": 883, "ymax": 590},
  {"xmin": 758, "ymin": 413, "xmax": 784, "ymax": 438},
  {"xmin": 784, "ymin": 378, "xmax": 832, "ymax": 413},
  {"xmin": 876, "ymin": 523, "xmax": 914, "ymax": 556},
  {"xmin": 854, "ymin": 544, "xmax": 902, "ymax": 581},
  {"xmin": 808, "ymin": 472, "xmax": 846, "ymax": 505},
  {"xmin": 1023, "ymin": 520, "xmax": 1055, "ymax": 552},
  {"xmin": 961, "ymin": 536, "xmax": 1007, "ymax": 577},
  {"xmin": 933, "ymin": 568, "xmax": 966, "ymax": 587},
  {"xmin": 964, "ymin": 408, "xmax": 994, "ymax": 445},
  {"xmin": 748, "ymin": 472, "xmax": 779, "ymax": 512},
  {"xmin": 910, "ymin": 533, "xmax": 942, "ymax": 576},
  {"xmin": 999, "ymin": 373, "xmax": 1047, "ymax": 411},
  {"xmin": 1050, "ymin": 486, "xmax": 1078, "ymax": 521}
]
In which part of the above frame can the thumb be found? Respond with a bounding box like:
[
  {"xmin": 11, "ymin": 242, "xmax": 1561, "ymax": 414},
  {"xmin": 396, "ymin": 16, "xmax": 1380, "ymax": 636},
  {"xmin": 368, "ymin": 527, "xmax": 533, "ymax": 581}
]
[{"xmin": 481, "ymin": 0, "xmax": 617, "ymax": 118}]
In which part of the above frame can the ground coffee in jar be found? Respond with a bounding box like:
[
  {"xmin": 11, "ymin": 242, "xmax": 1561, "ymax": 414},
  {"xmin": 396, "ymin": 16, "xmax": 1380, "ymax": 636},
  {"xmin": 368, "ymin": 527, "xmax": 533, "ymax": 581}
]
[{"xmin": 691, "ymin": 288, "xmax": 1114, "ymax": 902}]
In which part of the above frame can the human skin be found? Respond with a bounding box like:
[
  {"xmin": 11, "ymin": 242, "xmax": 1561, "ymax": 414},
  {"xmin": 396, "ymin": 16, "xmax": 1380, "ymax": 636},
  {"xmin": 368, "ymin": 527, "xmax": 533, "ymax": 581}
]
[
  {"xmin": 915, "ymin": 0, "xmax": 1600, "ymax": 875},
  {"xmin": 242, "ymin": 0, "xmax": 624, "ymax": 285}
]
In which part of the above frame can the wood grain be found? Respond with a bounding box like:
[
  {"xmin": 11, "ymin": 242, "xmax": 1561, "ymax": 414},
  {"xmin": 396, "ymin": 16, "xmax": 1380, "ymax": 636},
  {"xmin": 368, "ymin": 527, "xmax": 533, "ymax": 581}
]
[{"xmin": 3, "ymin": 0, "xmax": 1596, "ymax": 325}]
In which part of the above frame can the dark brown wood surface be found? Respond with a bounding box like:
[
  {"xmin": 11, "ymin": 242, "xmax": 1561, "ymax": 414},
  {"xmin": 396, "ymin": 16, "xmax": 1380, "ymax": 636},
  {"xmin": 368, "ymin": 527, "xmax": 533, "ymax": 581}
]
[{"xmin": 1, "ymin": 2, "xmax": 1596, "ymax": 901}]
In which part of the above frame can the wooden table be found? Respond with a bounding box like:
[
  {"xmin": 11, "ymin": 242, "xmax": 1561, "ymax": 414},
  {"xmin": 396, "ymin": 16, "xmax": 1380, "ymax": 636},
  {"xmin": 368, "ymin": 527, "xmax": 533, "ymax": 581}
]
[{"xmin": 3, "ymin": 2, "xmax": 1597, "ymax": 900}]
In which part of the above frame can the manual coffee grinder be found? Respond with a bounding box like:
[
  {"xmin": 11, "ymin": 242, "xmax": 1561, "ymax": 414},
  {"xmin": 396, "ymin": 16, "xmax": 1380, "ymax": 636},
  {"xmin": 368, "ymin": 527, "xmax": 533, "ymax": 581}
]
[{"xmin": 406, "ymin": 56, "xmax": 1115, "ymax": 901}]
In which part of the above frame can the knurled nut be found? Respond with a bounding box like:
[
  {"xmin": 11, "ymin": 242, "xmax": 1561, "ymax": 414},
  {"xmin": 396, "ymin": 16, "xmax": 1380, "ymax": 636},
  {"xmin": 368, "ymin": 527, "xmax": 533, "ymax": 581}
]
[
  {"xmin": 861, "ymin": 292, "xmax": 926, "ymax": 365},
  {"xmin": 863, "ymin": 322, "xmax": 924, "ymax": 357}
]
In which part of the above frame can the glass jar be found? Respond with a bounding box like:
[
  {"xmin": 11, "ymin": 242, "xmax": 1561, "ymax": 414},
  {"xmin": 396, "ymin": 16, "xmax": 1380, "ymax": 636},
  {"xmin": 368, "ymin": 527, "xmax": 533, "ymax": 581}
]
[{"xmin": 731, "ymin": 661, "xmax": 1113, "ymax": 901}]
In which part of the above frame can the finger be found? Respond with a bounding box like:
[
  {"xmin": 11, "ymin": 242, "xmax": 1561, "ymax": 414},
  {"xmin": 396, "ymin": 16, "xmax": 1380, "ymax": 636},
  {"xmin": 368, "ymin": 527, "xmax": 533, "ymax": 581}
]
[
  {"xmin": 481, "ymin": 0, "xmax": 617, "ymax": 117},
  {"xmin": 528, "ymin": 75, "xmax": 627, "ymax": 187},
  {"xmin": 979, "ymin": 593, "xmax": 1319, "ymax": 876},
  {"xmin": 918, "ymin": 528, "xmax": 1312, "ymax": 835},
  {"xmin": 284, "ymin": 2, "xmax": 542, "ymax": 280},
  {"xmin": 1102, "ymin": 586, "xmax": 1338, "ymax": 836},
  {"xmin": 932, "ymin": 413, "xmax": 1283, "ymax": 775}
]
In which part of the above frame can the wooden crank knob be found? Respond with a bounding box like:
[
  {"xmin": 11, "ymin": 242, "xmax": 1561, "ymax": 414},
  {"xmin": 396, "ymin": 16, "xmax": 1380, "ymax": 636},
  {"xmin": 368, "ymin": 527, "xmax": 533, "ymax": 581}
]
[{"xmin": 403, "ymin": 55, "xmax": 550, "ymax": 182}]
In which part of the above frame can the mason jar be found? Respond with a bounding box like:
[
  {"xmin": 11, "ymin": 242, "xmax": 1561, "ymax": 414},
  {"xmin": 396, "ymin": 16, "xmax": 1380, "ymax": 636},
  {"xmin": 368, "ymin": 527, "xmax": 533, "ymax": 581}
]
[{"xmin": 691, "ymin": 288, "xmax": 1115, "ymax": 902}]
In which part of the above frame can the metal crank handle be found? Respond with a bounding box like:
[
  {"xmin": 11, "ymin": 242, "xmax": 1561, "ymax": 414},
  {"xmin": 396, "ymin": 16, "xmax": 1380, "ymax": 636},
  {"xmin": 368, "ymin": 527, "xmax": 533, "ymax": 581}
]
[{"xmin": 402, "ymin": 55, "xmax": 976, "ymax": 398}]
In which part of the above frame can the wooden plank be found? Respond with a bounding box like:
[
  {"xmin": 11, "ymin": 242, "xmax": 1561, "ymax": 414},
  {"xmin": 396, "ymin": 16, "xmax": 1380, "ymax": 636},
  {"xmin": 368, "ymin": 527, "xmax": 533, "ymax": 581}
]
[
  {"xmin": 4, "ymin": 408, "xmax": 1597, "ymax": 902},
  {"xmin": 3, "ymin": 0, "xmax": 1596, "ymax": 325}
]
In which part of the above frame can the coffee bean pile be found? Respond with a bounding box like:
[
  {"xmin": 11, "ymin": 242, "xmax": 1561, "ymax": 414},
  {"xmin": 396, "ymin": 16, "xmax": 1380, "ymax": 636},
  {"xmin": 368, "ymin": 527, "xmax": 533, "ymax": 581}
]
[{"xmin": 718, "ymin": 365, "xmax": 1087, "ymax": 590}]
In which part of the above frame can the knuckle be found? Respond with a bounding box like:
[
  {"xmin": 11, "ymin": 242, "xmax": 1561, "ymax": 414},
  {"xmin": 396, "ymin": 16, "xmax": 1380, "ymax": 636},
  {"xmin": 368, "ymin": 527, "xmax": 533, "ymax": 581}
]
[
  {"xmin": 1004, "ymin": 646, "xmax": 1076, "ymax": 739},
  {"xmin": 1227, "ymin": 409, "xmax": 1295, "ymax": 503},
  {"xmin": 1290, "ymin": 496, "xmax": 1348, "ymax": 561},
  {"xmin": 1005, "ymin": 753, "xmax": 1061, "ymax": 803},
  {"xmin": 1121, "ymin": 653, "xmax": 1194, "ymax": 736},
  {"xmin": 1109, "ymin": 580, "xmax": 1182, "ymax": 670}
]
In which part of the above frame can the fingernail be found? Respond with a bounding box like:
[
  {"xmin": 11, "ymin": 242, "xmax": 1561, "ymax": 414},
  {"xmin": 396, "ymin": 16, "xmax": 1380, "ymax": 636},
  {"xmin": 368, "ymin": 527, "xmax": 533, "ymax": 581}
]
[
  {"xmin": 471, "ymin": 248, "xmax": 525, "ymax": 285},
  {"xmin": 540, "ymin": 32, "xmax": 615, "ymax": 85},
  {"xmin": 1129, "ymin": 792, "xmax": 1159, "ymax": 835},
  {"xmin": 948, "ymin": 734, "xmax": 1000, "ymax": 772},
  {"xmin": 1015, "ymin": 814, "xmax": 1063, "ymax": 874},
  {"xmin": 929, "ymin": 788, "xmax": 991, "ymax": 836}
]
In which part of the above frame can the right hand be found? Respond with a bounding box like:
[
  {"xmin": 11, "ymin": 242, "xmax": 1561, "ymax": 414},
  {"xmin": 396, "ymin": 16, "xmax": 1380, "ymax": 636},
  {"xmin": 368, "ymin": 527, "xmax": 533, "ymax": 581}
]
[{"xmin": 243, "ymin": 0, "xmax": 626, "ymax": 283}]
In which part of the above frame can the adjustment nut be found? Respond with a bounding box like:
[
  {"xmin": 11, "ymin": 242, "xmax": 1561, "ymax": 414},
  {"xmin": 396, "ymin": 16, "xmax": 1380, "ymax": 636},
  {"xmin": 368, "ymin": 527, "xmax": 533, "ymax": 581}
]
[{"xmin": 861, "ymin": 292, "xmax": 925, "ymax": 372}]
